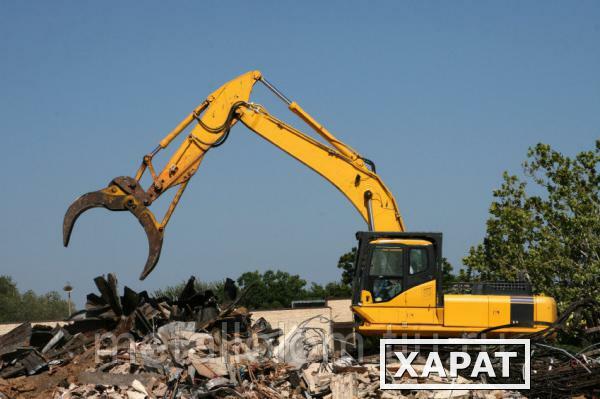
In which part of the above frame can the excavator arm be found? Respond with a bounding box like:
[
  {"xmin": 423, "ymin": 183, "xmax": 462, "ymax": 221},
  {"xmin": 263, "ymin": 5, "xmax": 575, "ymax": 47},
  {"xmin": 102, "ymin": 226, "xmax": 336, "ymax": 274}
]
[{"xmin": 63, "ymin": 71, "xmax": 404, "ymax": 280}]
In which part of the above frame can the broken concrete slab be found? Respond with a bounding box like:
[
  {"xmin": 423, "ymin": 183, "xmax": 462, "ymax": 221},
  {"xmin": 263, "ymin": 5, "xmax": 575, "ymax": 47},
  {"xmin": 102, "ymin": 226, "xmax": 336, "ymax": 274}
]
[{"xmin": 330, "ymin": 373, "xmax": 357, "ymax": 399}]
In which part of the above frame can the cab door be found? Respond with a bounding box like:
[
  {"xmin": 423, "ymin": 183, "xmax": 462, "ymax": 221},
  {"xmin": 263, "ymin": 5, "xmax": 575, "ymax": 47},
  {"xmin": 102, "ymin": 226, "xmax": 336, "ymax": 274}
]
[
  {"xmin": 403, "ymin": 245, "xmax": 438, "ymax": 312},
  {"xmin": 404, "ymin": 245, "xmax": 436, "ymax": 296}
]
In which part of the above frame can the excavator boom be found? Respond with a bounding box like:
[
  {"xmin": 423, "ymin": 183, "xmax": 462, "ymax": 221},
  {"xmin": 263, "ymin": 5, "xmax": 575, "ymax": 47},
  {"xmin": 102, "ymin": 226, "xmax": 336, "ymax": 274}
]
[{"xmin": 63, "ymin": 70, "xmax": 404, "ymax": 279}]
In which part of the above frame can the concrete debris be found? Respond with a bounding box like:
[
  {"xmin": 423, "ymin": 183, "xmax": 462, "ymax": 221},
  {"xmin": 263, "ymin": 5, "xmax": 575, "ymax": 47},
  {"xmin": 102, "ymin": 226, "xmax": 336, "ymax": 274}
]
[
  {"xmin": 330, "ymin": 372, "xmax": 357, "ymax": 399},
  {"xmin": 274, "ymin": 315, "xmax": 330, "ymax": 368},
  {"xmin": 302, "ymin": 362, "xmax": 333, "ymax": 395},
  {"xmin": 190, "ymin": 355, "xmax": 229, "ymax": 377},
  {"xmin": 77, "ymin": 371, "xmax": 161, "ymax": 387}
]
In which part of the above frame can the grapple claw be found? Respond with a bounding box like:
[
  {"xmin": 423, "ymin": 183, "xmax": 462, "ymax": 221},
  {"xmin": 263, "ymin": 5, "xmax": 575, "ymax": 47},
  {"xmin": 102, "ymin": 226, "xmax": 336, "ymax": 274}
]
[{"xmin": 63, "ymin": 176, "xmax": 163, "ymax": 280}]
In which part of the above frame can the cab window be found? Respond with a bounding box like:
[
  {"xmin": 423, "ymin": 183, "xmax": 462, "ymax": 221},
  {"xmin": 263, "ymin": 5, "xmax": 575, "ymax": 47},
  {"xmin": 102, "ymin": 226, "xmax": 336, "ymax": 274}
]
[
  {"xmin": 370, "ymin": 247, "xmax": 403, "ymax": 276},
  {"xmin": 409, "ymin": 248, "xmax": 428, "ymax": 274},
  {"xmin": 369, "ymin": 247, "xmax": 403, "ymax": 302}
]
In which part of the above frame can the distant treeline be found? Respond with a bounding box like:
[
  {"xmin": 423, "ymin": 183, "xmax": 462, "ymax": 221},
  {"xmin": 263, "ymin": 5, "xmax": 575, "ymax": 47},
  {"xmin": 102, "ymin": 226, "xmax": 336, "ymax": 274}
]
[{"xmin": 0, "ymin": 276, "xmax": 70, "ymax": 323}]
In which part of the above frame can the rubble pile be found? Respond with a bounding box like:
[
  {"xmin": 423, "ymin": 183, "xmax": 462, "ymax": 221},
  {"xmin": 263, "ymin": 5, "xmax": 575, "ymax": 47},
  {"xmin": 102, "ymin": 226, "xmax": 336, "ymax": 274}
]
[{"xmin": 0, "ymin": 274, "xmax": 540, "ymax": 398}]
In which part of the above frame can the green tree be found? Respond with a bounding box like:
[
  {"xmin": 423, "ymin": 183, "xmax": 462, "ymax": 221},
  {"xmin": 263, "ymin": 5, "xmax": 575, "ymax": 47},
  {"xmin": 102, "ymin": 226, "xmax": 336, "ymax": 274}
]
[
  {"xmin": 455, "ymin": 267, "xmax": 473, "ymax": 283},
  {"xmin": 237, "ymin": 270, "xmax": 309, "ymax": 309},
  {"xmin": 463, "ymin": 141, "xmax": 600, "ymax": 341},
  {"xmin": 0, "ymin": 276, "xmax": 69, "ymax": 323},
  {"xmin": 308, "ymin": 281, "xmax": 352, "ymax": 299},
  {"xmin": 441, "ymin": 257, "xmax": 457, "ymax": 286},
  {"xmin": 337, "ymin": 247, "xmax": 357, "ymax": 286},
  {"xmin": 236, "ymin": 270, "xmax": 353, "ymax": 309},
  {"xmin": 0, "ymin": 276, "xmax": 20, "ymax": 322}
]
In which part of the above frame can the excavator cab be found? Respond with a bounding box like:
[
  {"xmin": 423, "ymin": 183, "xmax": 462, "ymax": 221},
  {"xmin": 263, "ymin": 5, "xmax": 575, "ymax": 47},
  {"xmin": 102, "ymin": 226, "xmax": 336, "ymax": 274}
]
[{"xmin": 352, "ymin": 232, "xmax": 443, "ymax": 309}]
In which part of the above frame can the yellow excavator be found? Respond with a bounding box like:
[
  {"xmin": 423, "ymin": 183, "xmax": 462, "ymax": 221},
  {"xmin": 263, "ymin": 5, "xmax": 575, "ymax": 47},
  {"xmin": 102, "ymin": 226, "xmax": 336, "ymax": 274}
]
[{"xmin": 63, "ymin": 71, "xmax": 556, "ymax": 336}]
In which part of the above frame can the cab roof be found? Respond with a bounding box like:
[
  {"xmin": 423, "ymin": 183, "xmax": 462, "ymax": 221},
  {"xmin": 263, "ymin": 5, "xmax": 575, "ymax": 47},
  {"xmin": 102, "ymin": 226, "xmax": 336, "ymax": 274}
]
[{"xmin": 369, "ymin": 238, "xmax": 433, "ymax": 246}]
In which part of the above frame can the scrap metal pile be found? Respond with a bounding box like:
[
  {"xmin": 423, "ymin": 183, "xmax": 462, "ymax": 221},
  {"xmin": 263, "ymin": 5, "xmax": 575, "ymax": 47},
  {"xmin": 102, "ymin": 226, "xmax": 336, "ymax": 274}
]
[
  {"xmin": 1, "ymin": 273, "xmax": 290, "ymax": 398},
  {"xmin": 0, "ymin": 274, "xmax": 598, "ymax": 399},
  {"xmin": 525, "ymin": 299, "xmax": 600, "ymax": 397}
]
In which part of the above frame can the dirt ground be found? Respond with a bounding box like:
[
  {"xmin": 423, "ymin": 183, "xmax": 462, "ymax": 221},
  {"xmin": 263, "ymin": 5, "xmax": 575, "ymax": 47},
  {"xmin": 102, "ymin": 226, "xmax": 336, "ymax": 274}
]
[{"xmin": 0, "ymin": 347, "xmax": 95, "ymax": 399}]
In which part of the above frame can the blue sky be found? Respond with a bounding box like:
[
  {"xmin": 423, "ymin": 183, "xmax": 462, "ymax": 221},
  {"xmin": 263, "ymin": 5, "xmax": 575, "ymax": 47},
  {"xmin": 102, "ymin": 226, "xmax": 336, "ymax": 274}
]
[{"xmin": 0, "ymin": 1, "xmax": 598, "ymax": 307}]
